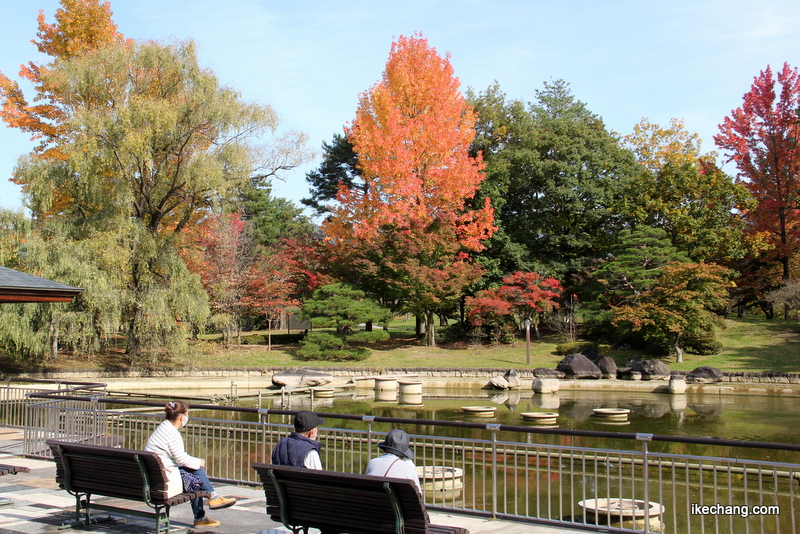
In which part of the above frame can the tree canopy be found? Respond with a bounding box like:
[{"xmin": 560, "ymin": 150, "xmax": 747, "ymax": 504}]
[
  {"xmin": 715, "ymin": 63, "xmax": 800, "ymax": 283},
  {"xmin": 324, "ymin": 33, "xmax": 495, "ymax": 346}
]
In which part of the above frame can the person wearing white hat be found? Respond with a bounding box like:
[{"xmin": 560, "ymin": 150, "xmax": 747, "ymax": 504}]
[{"xmin": 365, "ymin": 429, "xmax": 421, "ymax": 491}]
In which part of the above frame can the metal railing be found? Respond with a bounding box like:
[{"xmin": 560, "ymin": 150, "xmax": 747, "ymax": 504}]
[
  {"xmin": 0, "ymin": 378, "xmax": 107, "ymax": 428},
  {"xmin": 10, "ymin": 385, "xmax": 800, "ymax": 534}
]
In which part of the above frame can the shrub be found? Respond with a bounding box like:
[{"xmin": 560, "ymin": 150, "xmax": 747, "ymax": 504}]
[
  {"xmin": 555, "ymin": 341, "xmax": 599, "ymax": 355},
  {"xmin": 241, "ymin": 334, "xmax": 266, "ymax": 345},
  {"xmin": 683, "ymin": 337, "xmax": 723, "ymax": 355},
  {"xmin": 240, "ymin": 333, "xmax": 305, "ymax": 345},
  {"xmin": 295, "ymin": 331, "xmax": 372, "ymax": 361}
]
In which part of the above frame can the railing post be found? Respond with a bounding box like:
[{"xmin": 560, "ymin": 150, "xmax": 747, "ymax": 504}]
[
  {"xmin": 1, "ymin": 379, "xmax": 8, "ymax": 427},
  {"xmin": 91, "ymin": 396, "xmax": 100, "ymax": 444},
  {"xmin": 363, "ymin": 415, "xmax": 376, "ymax": 464},
  {"xmin": 258, "ymin": 408, "xmax": 269, "ymax": 462},
  {"xmin": 23, "ymin": 396, "xmax": 30, "ymax": 456},
  {"xmin": 637, "ymin": 433, "xmax": 653, "ymax": 534},
  {"xmin": 487, "ymin": 423, "xmax": 500, "ymax": 519}
]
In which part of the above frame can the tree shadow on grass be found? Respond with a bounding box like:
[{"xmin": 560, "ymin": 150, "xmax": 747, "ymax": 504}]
[
  {"xmin": 717, "ymin": 343, "xmax": 800, "ymax": 373},
  {"xmin": 717, "ymin": 318, "xmax": 800, "ymax": 372}
]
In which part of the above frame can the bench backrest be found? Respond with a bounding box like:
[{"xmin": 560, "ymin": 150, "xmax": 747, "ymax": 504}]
[
  {"xmin": 47, "ymin": 439, "xmax": 171, "ymax": 503},
  {"xmin": 253, "ymin": 462, "xmax": 431, "ymax": 534}
]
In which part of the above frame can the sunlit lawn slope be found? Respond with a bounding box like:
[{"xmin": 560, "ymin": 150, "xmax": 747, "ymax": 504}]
[
  {"xmin": 189, "ymin": 315, "xmax": 800, "ymax": 373},
  {"xmin": 3, "ymin": 316, "xmax": 799, "ymax": 373}
]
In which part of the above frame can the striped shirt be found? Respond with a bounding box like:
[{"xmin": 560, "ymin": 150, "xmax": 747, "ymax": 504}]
[
  {"xmin": 365, "ymin": 453, "xmax": 421, "ymax": 491},
  {"xmin": 145, "ymin": 419, "xmax": 201, "ymax": 496}
]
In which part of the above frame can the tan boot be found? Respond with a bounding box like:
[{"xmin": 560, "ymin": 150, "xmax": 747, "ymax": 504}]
[
  {"xmin": 193, "ymin": 516, "xmax": 220, "ymax": 527},
  {"xmin": 208, "ymin": 495, "xmax": 237, "ymax": 509}
]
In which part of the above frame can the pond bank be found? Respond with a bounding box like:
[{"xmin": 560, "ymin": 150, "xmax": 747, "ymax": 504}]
[
  {"xmin": 6, "ymin": 366, "xmax": 800, "ymax": 383},
  {"xmin": 9, "ymin": 369, "xmax": 800, "ymax": 399}
]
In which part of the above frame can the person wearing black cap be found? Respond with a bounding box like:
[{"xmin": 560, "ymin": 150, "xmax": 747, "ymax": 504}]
[
  {"xmin": 271, "ymin": 411, "xmax": 325, "ymax": 469},
  {"xmin": 365, "ymin": 429, "xmax": 421, "ymax": 491}
]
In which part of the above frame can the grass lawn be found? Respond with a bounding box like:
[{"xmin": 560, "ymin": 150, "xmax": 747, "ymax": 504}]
[{"xmin": 3, "ymin": 316, "xmax": 800, "ymax": 374}]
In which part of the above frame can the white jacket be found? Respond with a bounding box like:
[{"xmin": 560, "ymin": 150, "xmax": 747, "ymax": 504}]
[{"xmin": 145, "ymin": 419, "xmax": 201, "ymax": 497}]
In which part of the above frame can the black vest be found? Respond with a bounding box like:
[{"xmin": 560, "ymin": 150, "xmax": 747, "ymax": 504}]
[{"xmin": 271, "ymin": 432, "xmax": 322, "ymax": 467}]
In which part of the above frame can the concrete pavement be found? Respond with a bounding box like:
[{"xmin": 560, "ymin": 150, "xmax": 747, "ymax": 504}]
[{"xmin": 0, "ymin": 427, "xmax": 592, "ymax": 534}]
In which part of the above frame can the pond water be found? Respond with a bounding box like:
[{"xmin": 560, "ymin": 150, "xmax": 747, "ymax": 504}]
[{"xmin": 131, "ymin": 384, "xmax": 800, "ymax": 447}]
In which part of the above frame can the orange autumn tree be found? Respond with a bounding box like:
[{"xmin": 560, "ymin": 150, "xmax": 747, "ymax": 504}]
[
  {"xmin": 324, "ymin": 33, "xmax": 495, "ymax": 346},
  {"xmin": 0, "ymin": 0, "xmax": 127, "ymax": 159}
]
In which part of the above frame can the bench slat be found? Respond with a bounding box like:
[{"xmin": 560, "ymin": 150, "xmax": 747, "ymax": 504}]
[{"xmin": 0, "ymin": 464, "xmax": 30, "ymax": 476}]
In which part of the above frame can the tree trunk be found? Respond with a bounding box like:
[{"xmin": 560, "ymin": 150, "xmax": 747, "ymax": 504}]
[
  {"xmin": 525, "ymin": 322, "xmax": 531, "ymax": 366},
  {"xmin": 50, "ymin": 320, "xmax": 59, "ymax": 361},
  {"xmin": 365, "ymin": 320, "xmax": 373, "ymax": 332},
  {"xmin": 416, "ymin": 315, "xmax": 425, "ymax": 338},
  {"xmin": 425, "ymin": 311, "xmax": 436, "ymax": 347},
  {"xmin": 674, "ymin": 342, "xmax": 684, "ymax": 363}
]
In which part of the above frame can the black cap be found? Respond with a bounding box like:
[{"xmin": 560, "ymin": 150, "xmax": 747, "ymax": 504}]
[
  {"xmin": 294, "ymin": 411, "xmax": 325, "ymax": 433},
  {"xmin": 378, "ymin": 429, "xmax": 414, "ymax": 459}
]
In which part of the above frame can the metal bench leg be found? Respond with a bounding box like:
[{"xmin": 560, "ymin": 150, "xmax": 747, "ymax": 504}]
[
  {"xmin": 154, "ymin": 505, "xmax": 171, "ymax": 534},
  {"xmin": 58, "ymin": 494, "xmax": 114, "ymax": 530}
]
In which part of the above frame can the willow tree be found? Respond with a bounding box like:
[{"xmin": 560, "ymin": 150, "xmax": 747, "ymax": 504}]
[
  {"xmin": 0, "ymin": 212, "xmax": 128, "ymax": 362},
  {"xmin": 10, "ymin": 39, "xmax": 285, "ymax": 365}
]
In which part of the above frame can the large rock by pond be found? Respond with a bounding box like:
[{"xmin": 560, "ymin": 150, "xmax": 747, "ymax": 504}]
[
  {"xmin": 628, "ymin": 359, "xmax": 671, "ymax": 380},
  {"xmin": 594, "ymin": 355, "xmax": 618, "ymax": 379},
  {"xmin": 504, "ymin": 369, "xmax": 521, "ymax": 389},
  {"xmin": 272, "ymin": 368, "xmax": 333, "ymax": 388},
  {"xmin": 534, "ymin": 367, "xmax": 566, "ymax": 379},
  {"xmin": 487, "ymin": 375, "xmax": 509, "ymax": 389},
  {"xmin": 487, "ymin": 369, "xmax": 521, "ymax": 389},
  {"xmin": 532, "ymin": 377, "xmax": 560, "ymax": 394},
  {"xmin": 556, "ymin": 353, "xmax": 602, "ymax": 379},
  {"xmin": 686, "ymin": 366, "xmax": 724, "ymax": 383}
]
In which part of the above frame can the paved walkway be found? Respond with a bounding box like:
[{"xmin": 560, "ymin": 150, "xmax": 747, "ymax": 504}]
[{"xmin": 0, "ymin": 428, "xmax": 590, "ymax": 534}]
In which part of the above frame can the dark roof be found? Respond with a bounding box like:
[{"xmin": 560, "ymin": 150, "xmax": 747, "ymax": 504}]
[{"xmin": 0, "ymin": 266, "xmax": 84, "ymax": 303}]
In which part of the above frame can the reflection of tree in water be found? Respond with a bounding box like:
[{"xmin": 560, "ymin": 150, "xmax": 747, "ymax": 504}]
[{"xmin": 688, "ymin": 404, "xmax": 724, "ymax": 417}]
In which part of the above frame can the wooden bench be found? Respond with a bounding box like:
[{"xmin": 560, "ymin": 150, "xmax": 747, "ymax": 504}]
[
  {"xmin": 0, "ymin": 463, "xmax": 30, "ymax": 476},
  {"xmin": 47, "ymin": 439, "xmax": 210, "ymax": 534},
  {"xmin": 253, "ymin": 462, "xmax": 469, "ymax": 534},
  {"xmin": 0, "ymin": 463, "xmax": 31, "ymax": 506}
]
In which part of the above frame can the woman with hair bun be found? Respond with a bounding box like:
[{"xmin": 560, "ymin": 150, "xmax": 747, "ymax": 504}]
[{"xmin": 145, "ymin": 400, "xmax": 236, "ymax": 528}]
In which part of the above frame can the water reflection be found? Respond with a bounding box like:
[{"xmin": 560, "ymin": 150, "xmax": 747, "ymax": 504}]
[{"xmin": 130, "ymin": 384, "xmax": 800, "ymax": 445}]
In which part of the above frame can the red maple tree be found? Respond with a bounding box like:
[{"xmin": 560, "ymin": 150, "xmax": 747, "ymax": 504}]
[
  {"xmin": 181, "ymin": 211, "xmax": 255, "ymax": 346},
  {"xmin": 467, "ymin": 271, "xmax": 562, "ymax": 362},
  {"xmin": 715, "ymin": 62, "xmax": 800, "ymax": 287},
  {"xmin": 244, "ymin": 249, "xmax": 300, "ymax": 350}
]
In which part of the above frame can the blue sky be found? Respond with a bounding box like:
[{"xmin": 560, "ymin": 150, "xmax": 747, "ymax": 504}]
[{"xmin": 1, "ymin": 1, "xmax": 799, "ymax": 213}]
